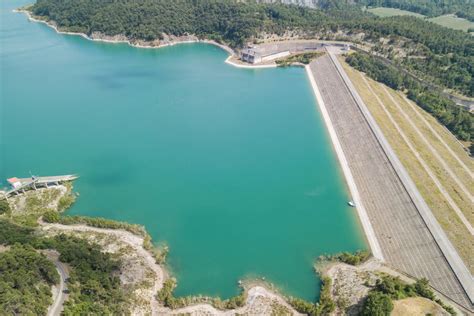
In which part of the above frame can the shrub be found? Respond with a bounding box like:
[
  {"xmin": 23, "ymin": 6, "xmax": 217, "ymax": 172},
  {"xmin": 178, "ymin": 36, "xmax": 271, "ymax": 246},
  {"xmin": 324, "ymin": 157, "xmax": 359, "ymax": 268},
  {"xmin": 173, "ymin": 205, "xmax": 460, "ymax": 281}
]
[
  {"xmin": 289, "ymin": 297, "xmax": 318, "ymax": 315},
  {"xmin": 0, "ymin": 219, "xmax": 36, "ymax": 245},
  {"xmin": 43, "ymin": 210, "xmax": 60, "ymax": 223},
  {"xmin": 414, "ymin": 278, "xmax": 435, "ymax": 300},
  {"xmin": 0, "ymin": 199, "xmax": 10, "ymax": 214},
  {"xmin": 157, "ymin": 278, "xmax": 177, "ymax": 307},
  {"xmin": 361, "ymin": 291, "xmax": 393, "ymax": 316},
  {"xmin": 288, "ymin": 276, "xmax": 335, "ymax": 316},
  {"xmin": 57, "ymin": 193, "xmax": 75, "ymax": 211},
  {"xmin": 337, "ymin": 250, "xmax": 370, "ymax": 265},
  {"xmin": 374, "ymin": 275, "xmax": 420, "ymax": 299}
]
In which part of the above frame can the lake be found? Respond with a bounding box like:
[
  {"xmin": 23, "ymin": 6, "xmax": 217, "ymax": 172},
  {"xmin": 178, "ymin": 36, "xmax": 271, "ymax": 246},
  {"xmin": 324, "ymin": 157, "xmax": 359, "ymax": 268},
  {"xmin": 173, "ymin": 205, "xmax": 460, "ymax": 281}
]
[{"xmin": 0, "ymin": 0, "xmax": 366, "ymax": 301}]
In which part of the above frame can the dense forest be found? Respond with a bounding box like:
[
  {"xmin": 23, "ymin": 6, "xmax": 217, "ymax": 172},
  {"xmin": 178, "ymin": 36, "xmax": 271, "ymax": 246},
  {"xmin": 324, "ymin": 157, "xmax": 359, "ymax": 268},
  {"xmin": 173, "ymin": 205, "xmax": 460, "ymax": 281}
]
[
  {"xmin": 0, "ymin": 219, "xmax": 129, "ymax": 314},
  {"xmin": 0, "ymin": 244, "xmax": 59, "ymax": 315},
  {"xmin": 30, "ymin": 0, "xmax": 474, "ymax": 98},
  {"xmin": 346, "ymin": 52, "xmax": 473, "ymax": 142}
]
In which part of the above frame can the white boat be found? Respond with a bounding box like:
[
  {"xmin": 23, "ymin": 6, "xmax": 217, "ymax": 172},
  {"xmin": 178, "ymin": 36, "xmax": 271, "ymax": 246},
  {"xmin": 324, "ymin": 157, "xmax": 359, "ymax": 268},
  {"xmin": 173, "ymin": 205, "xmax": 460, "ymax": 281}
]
[{"xmin": 348, "ymin": 201, "xmax": 355, "ymax": 207}]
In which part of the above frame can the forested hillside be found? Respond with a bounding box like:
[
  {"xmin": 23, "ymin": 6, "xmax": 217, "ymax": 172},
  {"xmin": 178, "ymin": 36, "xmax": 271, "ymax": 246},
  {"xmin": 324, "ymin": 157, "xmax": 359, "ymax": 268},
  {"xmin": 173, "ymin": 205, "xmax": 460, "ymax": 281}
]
[
  {"xmin": 0, "ymin": 219, "xmax": 129, "ymax": 314},
  {"xmin": 0, "ymin": 244, "xmax": 59, "ymax": 315}
]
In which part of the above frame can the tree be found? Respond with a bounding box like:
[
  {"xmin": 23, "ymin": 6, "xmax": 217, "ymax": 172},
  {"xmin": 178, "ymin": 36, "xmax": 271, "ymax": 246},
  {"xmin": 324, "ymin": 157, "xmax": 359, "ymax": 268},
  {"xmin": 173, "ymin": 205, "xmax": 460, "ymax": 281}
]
[
  {"xmin": 361, "ymin": 291, "xmax": 394, "ymax": 316},
  {"xmin": 0, "ymin": 199, "xmax": 10, "ymax": 214},
  {"xmin": 0, "ymin": 244, "xmax": 59, "ymax": 315}
]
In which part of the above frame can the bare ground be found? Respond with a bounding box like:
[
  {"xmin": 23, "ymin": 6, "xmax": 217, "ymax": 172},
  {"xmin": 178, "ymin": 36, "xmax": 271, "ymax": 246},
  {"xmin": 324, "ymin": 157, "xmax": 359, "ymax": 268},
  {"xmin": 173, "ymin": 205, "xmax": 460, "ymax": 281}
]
[{"xmin": 392, "ymin": 297, "xmax": 449, "ymax": 316}]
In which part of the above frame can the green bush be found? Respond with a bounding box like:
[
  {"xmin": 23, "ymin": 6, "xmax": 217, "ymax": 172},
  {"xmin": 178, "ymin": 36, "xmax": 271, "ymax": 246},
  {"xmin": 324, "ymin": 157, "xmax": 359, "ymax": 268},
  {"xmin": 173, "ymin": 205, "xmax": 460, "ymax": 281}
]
[
  {"xmin": 157, "ymin": 277, "xmax": 247, "ymax": 310},
  {"xmin": 361, "ymin": 291, "xmax": 393, "ymax": 316},
  {"xmin": 289, "ymin": 297, "xmax": 318, "ymax": 315},
  {"xmin": 0, "ymin": 199, "xmax": 11, "ymax": 214},
  {"xmin": 0, "ymin": 219, "xmax": 37, "ymax": 245},
  {"xmin": 374, "ymin": 275, "xmax": 420, "ymax": 299},
  {"xmin": 288, "ymin": 276, "xmax": 335, "ymax": 316},
  {"xmin": 276, "ymin": 51, "xmax": 325, "ymax": 66},
  {"xmin": 43, "ymin": 210, "xmax": 60, "ymax": 223},
  {"xmin": 413, "ymin": 278, "xmax": 435, "ymax": 300},
  {"xmin": 336, "ymin": 250, "xmax": 370, "ymax": 265},
  {"xmin": 58, "ymin": 193, "xmax": 75, "ymax": 211},
  {"xmin": 157, "ymin": 278, "xmax": 177, "ymax": 307},
  {"xmin": 371, "ymin": 275, "xmax": 455, "ymax": 315}
]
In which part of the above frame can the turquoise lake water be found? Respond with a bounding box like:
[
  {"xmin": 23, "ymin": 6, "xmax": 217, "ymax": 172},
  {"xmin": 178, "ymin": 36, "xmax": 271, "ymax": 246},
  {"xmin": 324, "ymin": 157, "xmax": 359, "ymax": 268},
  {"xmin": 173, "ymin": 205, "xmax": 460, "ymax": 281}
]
[{"xmin": 1, "ymin": 0, "xmax": 366, "ymax": 301}]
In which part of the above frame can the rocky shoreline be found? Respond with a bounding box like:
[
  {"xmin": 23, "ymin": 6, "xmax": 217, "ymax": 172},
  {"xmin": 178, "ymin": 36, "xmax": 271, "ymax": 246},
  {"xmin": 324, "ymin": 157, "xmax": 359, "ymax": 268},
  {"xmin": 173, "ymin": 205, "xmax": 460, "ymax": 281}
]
[{"xmin": 16, "ymin": 8, "xmax": 236, "ymax": 57}]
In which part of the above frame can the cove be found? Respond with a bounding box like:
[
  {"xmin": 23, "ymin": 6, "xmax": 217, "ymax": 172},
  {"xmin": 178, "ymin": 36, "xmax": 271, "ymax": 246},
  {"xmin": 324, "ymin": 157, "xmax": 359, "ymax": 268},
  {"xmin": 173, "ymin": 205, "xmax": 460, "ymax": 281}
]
[{"xmin": 1, "ymin": 0, "xmax": 366, "ymax": 301}]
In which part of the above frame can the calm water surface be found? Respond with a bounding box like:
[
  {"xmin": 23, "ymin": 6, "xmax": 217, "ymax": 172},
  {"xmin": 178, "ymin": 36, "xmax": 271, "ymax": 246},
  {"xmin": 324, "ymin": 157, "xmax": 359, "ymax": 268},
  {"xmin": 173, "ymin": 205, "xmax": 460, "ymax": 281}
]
[{"xmin": 1, "ymin": 0, "xmax": 366, "ymax": 301}]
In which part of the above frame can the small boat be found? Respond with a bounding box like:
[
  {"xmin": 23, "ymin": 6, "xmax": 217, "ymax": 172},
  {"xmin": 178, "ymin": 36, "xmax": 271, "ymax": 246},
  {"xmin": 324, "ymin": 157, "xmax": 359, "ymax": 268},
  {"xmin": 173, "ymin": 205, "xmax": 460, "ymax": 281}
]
[{"xmin": 348, "ymin": 201, "xmax": 355, "ymax": 207}]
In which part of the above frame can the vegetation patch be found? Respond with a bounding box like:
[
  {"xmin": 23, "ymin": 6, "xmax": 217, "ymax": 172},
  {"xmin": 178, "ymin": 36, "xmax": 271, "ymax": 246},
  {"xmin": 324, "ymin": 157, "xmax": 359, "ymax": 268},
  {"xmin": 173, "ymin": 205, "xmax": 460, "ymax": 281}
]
[
  {"xmin": 361, "ymin": 291, "xmax": 393, "ymax": 315},
  {"xmin": 0, "ymin": 219, "xmax": 39, "ymax": 245},
  {"xmin": 0, "ymin": 244, "xmax": 59, "ymax": 315},
  {"xmin": 43, "ymin": 212, "xmax": 168, "ymax": 264},
  {"xmin": 47, "ymin": 234, "xmax": 129, "ymax": 315},
  {"xmin": 0, "ymin": 199, "xmax": 11, "ymax": 215},
  {"xmin": 5, "ymin": 184, "xmax": 74, "ymax": 227},
  {"xmin": 361, "ymin": 276, "xmax": 456, "ymax": 315},
  {"xmin": 335, "ymin": 250, "xmax": 370, "ymax": 266},
  {"xmin": 0, "ymin": 218, "xmax": 130, "ymax": 314},
  {"xmin": 288, "ymin": 276, "xmax": 335, "ymax": 316},
  {"xmin": 58, "ymin": 183, "xmax": 76, "ymax": 211},
  {"xmin": 156, "ymin": 277, "xmax": 246, "ymax": 310},
  {"xmin": 43, "ymin": 213, "xmax": 147, "ymax": 237}
]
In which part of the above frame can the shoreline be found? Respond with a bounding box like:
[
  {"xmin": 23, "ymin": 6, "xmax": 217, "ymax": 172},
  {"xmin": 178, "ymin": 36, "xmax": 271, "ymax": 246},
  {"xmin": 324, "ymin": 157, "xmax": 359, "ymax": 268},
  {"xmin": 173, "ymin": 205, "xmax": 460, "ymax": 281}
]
[
  {"xmin": 305, "ymin": 63, "xmax": 384, "ymax": 261},
  {"xmin": 16, "ymin": 9, "xmax": 246, "ymax": 64},
  {"xmin": 17, "ymin": 8, "xmax": 287, "ymax": 70},
  {"xmin": 38, "ymin": 218, "xmax": 301, "ymax": 315}
]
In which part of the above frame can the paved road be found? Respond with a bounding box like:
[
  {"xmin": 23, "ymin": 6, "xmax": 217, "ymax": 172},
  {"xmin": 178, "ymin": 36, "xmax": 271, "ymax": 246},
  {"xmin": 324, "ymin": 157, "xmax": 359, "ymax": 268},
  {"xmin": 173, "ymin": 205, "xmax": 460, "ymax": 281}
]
[{"xmin": 309, "ymin": 54, "xmax": 473, "ymax": 311}]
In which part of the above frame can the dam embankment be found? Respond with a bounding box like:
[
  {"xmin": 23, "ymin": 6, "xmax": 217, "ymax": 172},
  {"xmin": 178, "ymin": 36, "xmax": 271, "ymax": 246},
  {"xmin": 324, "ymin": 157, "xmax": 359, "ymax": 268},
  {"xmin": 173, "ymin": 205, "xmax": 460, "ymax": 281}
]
[{"xmin": 307, "ymin": 53, "xmax": 473, "ymax": 311}]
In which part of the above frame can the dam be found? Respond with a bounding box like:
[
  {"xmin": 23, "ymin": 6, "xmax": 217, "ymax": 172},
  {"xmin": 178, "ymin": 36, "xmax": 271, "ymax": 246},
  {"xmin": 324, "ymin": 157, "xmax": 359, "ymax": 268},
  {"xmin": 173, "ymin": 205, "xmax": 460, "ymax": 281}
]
[{"xmin": 307, "ymin": 52, "xmax": 473, "ymax": 311}]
